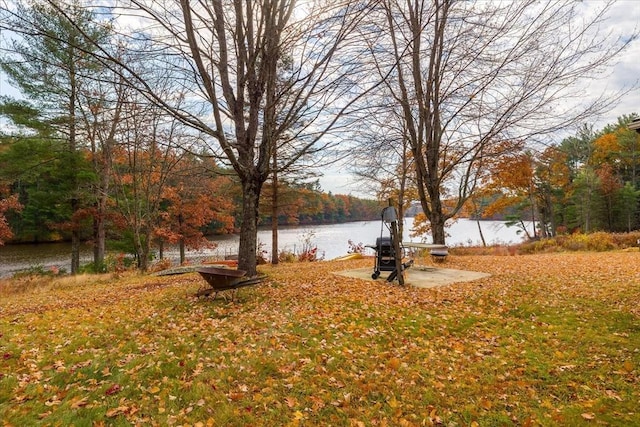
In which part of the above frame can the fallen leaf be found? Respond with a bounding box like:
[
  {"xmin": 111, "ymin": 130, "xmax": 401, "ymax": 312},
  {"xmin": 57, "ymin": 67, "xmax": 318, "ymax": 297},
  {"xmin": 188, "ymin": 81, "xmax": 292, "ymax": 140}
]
[
  {"xmin": 105, "ymin": 384, "xmax": 121, "ymax": 396},
  {"xmin": 70, "ymin": 396, "xmax": 89, "ymax": 409},
  {"xmin": 285, "ymin": 396, "xmax": 297, "ymax": 408},
  {"xmin": 388, "ymin": 357, "xmax": 401, "ymax": 371},
  {"xmin": 106, "ymin": 406, "xmax": 129, "ymax": 417}
]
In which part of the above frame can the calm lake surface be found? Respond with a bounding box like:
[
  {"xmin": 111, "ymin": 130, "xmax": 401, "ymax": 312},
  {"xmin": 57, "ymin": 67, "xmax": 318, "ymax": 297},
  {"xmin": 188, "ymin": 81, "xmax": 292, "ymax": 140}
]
[{"xmin": 0, "ymin": 218, "xmax": 531, "ymax": 277}]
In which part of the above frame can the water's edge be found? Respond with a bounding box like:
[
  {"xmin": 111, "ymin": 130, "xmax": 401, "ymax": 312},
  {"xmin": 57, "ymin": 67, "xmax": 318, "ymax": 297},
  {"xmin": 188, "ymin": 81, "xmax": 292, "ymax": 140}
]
[{"xmin": 0, "ymin": 218, "xmax": 530, "ymax": 277}]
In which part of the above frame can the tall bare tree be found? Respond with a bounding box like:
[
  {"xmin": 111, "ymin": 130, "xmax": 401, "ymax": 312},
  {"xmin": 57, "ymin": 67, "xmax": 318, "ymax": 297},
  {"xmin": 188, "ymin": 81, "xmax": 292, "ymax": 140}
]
[
  {"xmin": 368, "ymin": 0, "xmax": 634, "ymax": 244},
  {"xmin": 38, "ymin": 0, "xmax": 376, "ymax": 275},
  {"xmin": 77, "ymin": 63, "xmax": 128, "ymax": 270},
  {"xmin": 351, "ymin": 99, "xmax": 417, "ymax": 240}
]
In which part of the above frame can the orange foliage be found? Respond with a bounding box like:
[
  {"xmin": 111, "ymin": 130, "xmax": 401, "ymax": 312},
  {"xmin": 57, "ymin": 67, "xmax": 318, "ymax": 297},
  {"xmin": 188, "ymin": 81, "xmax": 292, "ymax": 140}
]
[
  {"xmin": 537, "ymin": 146, "xmax": 570, "ymax": 189},
  {"xmin": 480, "ymin": 150, "xmax": 534, "ymax": 218},
  {"xmin": 596, "ymin": 163, "xmax": 621, "ymax": 196},
  {"xmin": 591, "ymin": 133, "xmax": 621, "ymax": 166},
  {"xmin": 0, "ymin": 194, "xmax": 23, "ymax": 245},
  {"xmin": 156, "ymin": 176, "xmax": 235, "ymax": 249}
]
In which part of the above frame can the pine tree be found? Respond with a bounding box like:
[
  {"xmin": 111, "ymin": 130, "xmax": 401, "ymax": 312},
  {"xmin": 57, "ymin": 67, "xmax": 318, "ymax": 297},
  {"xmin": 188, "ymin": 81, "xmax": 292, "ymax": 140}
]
[{"xmin": 1, "ymin": 0, "xmax": 109, "ymax": 272}]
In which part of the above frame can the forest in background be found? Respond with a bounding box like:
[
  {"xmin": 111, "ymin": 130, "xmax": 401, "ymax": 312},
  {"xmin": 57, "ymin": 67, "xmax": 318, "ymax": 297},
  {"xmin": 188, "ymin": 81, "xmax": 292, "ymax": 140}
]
[
  {"xmin": 3, "ymin": 114, "xmax": 639, "ymax": 254},
  {"xmin": 0, "ymin": 131, "xmax": 382, "ymax": 248},
  {"xmin": 466, "ymin": 116, "xmax": 640, "ymax": 240}
]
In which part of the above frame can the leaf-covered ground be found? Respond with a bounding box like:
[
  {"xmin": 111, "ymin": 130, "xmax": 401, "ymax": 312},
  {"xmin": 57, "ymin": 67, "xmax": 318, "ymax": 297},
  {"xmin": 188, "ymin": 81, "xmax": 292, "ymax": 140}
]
[{"xmin": 1, "ymin": 252, "xmax": 639, "ymax": 426}]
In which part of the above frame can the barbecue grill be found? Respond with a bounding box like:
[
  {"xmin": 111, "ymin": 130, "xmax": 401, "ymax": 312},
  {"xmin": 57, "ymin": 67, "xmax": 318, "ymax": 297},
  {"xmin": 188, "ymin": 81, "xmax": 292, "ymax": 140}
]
[
  {"xmin": 367, "ymin": 206, "xmax": 412, "ymax": 282},
  {"xmin": 371, "ymin": 236, "xmax": 395, "ymax": 279}
]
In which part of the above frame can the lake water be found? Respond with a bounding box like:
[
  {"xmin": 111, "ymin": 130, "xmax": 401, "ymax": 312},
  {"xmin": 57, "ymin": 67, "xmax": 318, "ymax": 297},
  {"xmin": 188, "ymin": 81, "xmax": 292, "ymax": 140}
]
[{"xmin": 0, "ymin": 218, "xmax": 531, "ymax": 277}]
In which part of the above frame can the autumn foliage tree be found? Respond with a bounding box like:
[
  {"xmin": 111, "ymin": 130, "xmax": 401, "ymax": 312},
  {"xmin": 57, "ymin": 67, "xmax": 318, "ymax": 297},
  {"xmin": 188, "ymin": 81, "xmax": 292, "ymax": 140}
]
[
  {"xmin": 0, "ymin": 194, "xmax": 23, "ymax": 245},
  {"xmin": 108, "ymin": 88, "xmax": 203, "ymax": 271},
  {"xmin": 476, "ymin": 115, "xmax": 639, "ymax": 237},
  {"xmin": 155, "ymin": 164, "xmax": 235, "ymax": 265}
]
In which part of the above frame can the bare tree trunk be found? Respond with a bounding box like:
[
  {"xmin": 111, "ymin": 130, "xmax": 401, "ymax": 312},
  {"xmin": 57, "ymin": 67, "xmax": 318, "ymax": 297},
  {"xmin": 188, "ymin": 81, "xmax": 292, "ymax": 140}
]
[
  {"xmin": 239, "ymin": 177, "xmax": 263, "ymax": 276},
  {"xmin": 476, "ymin": 219, "xmax": 486, "ymax": 247},
  {"xmin": 429, "ymin": 211, "xmax": 447, "ymax": 245},
  {"xmin": 584, "ymin": 184, "xmax": 592, "ymax": 233},
  {"xmin": 94, "ymin": 127, "xmax": 117, "ymax": 268},
  {"xmin": 92, "ymin": 149, "xmax": 110, "ymax": 269},
  {"xmin": 271, "ymin": 149, "xmax": 279, "ymax": 265},
  {"xmin": 396, "ymin": 138, "xmax": 409, "ymax": 242},
  {"xmin": 519, "ymin": 220, "xmax": 533, "ymax": 240},
  {"xmin": 71, "ymin": 198, "xmax": 81, "ymax": 273},
  {"xmin": 94, "ymin": 159, "xmax": 110, "ymax": 268},
  {"xmin": 529, "ymin": 188, "xmax": 538, "ymax": 239},
  {"xmin": 179, "ymin": 214, "xmax": 185, "ymax": 264},
  {"xmin": 137, "ymin": 231, "xmax": 151, "ymax": 272},
  {"xmin": 96, "ymin": 194, "xmax": 107, "ymax": 265},
  {"xmin": 469, "ymin": 198, "xmax": 487, "ymax": 247},
  {"xmin": 69, "ymin": 55, "xmax": 81, "ymax": 274}
]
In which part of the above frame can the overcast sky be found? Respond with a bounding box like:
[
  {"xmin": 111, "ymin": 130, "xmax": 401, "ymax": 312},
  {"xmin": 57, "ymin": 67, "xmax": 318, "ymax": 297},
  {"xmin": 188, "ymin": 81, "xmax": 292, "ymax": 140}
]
[
  {"xmin": 581, "ymin": 0, "xmax": 640, "ymax": 127},
  {"xmin": 1, "ymin": 1, "xmax": 638, "ymax": 198}
]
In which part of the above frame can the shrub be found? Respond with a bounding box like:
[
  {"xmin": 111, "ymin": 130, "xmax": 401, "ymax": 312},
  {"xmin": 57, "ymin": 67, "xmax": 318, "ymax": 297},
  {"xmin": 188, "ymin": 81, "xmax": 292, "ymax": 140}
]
[
  {"xmin": 256, "ymin": 241, "xmax": 269, "ymax": 264},
  {"xmin": 610, "ymin": 231, "xmax": 640, "ymax": 248},
  {"xmin": 519, "ymin": 238, "xmax": 560, "ymax": 254},
  {"xmin": 297, "ymin": 230, "xmax": 323, "ymax": 262},
  {"xmin": 584, "ymin": 232, "xmax": 615, "ymax": 251},
  {"xmin": 278, "ymin": 250, "xmax": 297, "ymax": 263},
  {"xmin": 105, "ymin": 253, "xmax": 135, "ymax": 273},
  {"xmin": 298, "ymin": 246, "xmax": 320, "ymax": 262},
  {"xmin": 559, "ymin": 234, "xmax": 588, "ymax": 251},
  {"xmin": 347, "ymin": 240, "xmax": 366, "ymax": 254},
  {"xmin": 554, "ymin": 232, "xmax": 613, "ymax": 252}
]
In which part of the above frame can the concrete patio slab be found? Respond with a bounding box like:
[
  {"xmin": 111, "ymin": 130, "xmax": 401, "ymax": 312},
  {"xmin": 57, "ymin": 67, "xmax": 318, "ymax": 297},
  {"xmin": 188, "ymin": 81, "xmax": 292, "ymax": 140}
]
[{"xmin": 334, "ymin": 265, "xmax": 491, "ymax": 288}]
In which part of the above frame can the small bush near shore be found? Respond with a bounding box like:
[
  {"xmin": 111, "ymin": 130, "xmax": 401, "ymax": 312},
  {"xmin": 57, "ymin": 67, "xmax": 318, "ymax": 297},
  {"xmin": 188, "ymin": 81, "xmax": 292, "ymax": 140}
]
[
  {"xmin": 450, "ymin": 231, "xmax": 640, "ymax": 256},
  {"xmin": 519, "ymin": 231, "xmax": 640, "ymax": 254}
]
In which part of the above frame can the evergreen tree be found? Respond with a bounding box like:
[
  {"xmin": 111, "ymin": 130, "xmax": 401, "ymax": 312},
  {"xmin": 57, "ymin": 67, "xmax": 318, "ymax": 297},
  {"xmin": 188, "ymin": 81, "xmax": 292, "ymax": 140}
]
[
  {"xmin": 1, "ymin": 0, "xmax": 110, "ymax": 272},
  {"xmin": 0, "ymin": 100, "xmax": 94, "ymax": 243},
  {"xmin": 616, "ymin": 182, "xmax": 640, "ymax": 232}
]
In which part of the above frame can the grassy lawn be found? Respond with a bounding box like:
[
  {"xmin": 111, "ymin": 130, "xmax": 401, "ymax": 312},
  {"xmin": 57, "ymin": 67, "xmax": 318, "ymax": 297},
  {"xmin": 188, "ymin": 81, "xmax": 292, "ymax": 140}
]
[{"xmin": 1, "ymin": 252, "xmax": 639, "ymax": 426}]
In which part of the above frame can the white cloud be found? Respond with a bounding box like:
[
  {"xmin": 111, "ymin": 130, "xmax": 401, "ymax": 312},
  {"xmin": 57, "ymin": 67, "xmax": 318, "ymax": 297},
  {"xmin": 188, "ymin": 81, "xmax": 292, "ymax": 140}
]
[
  {"xmin": 318, "ymin": 169, "xmax": 370, "ymax": 197},
  {"xmin": 582, "ymin": 0, "xmax": 640, "ymax": 127}
]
